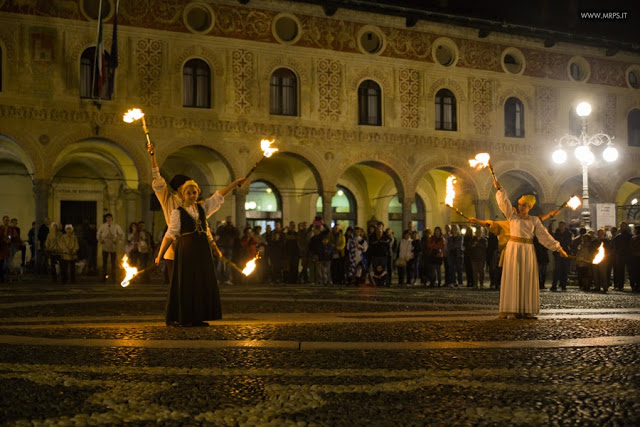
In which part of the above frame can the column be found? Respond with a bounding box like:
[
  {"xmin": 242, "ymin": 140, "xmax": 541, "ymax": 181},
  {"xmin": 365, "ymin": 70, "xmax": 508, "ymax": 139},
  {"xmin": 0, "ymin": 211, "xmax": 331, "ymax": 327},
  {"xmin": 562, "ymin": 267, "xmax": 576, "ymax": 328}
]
[
  {"xmin": 401, "ymin": 196, "xmax": 412, "ymax": 232},
  {"xmin": 139, "ymin": 184, "xmax": 152, "ymax": 226},
  {"xmin": 475, "ymin": 199, "xmax": 489, "ymax": 220},
  {"xmin": 322, "ymin": 191, "xmax": 335, "ymax": 225},
  {"xmin": 124, "ymin": 189, "xmax": 139, "ymax": 226},
  {"xmin": 235, "ymin": 186, "xmax": 249, "ymax": 229},
  {"xmin": 33, "ymin": 178, "xmax": 51, "ymax": 267}
]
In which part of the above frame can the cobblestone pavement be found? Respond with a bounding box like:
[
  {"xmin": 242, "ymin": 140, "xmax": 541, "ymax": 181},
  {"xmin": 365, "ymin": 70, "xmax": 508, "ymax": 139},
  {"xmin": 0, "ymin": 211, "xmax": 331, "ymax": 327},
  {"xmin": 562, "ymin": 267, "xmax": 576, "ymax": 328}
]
[{"xmin": 1, "ymin": 278, "xmax": 639, "ymax": 426}]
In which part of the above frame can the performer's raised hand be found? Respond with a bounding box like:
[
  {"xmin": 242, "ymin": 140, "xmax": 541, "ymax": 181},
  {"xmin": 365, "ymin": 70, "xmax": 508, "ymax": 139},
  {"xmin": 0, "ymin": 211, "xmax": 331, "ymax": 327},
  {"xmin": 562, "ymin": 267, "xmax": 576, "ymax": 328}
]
[{"xmin": 493, "ymin": 180, "xmax": 501, "ymax": 190}]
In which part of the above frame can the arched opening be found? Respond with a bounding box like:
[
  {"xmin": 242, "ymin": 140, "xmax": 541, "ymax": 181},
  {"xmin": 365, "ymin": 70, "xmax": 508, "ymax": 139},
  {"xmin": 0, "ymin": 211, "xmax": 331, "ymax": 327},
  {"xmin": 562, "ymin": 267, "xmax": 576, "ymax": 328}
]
[
  {"xmin": 315, "ymin": 185, "xmax": 357, "ymax": 229},
  {"xmin": 615, "ymin": 177, "xmax": 640, "ymax": 225},
  {"xmin": 270, "ymin": 68, "xmax": 298, "ymax": 116},
  {"xmin": 504, "ymin": 97, "xmax": 525, "ymax": 138},
  {"xmin": 358, "ymin": 79, "xmax": 382, "ymax": 126},
  {"xmin": 492, "ymin": 171, "xmax": 544, "ymax": 218},
  {"xmin": 247, "ymin": 151, "xmax": 322, "ymax": 226},
  {"xmin": 161, "ymin": 145, "xmax": 233, "ymax": 231},
  {"xmin": 337, "ymin": 160, "xmax": 403, "ymax": 233},
  {"xmin": 245, "ymin": 180, "xmax": 282, "ymax": 231},
  {"xmin": 183, "ymin": 58, "xmax": 211, "ymax": 108},
  {"xmin": 80, "ymin": 47, "xmax": 112, "ymax": 100},
  {"xmin": 52, "ymin": 139, "xmax": 139, "ymax": 233},
  {"xmin": 387, "ymin": 194, "xmax": 425, "ymax": 236},
  {"xmin": 554, "ymin": 175, "xmax": 606, "ymax": 229},
  {"xmin": 434, "ymin": 88, "xmax": 457, "ymax": 131},
  {"xmin": 628, "ymin": 108, "xmax": 640, "ymax": 147},
  {"xmin": 0, "ymin": 136, "xmax": 35, "ymax": 266}
]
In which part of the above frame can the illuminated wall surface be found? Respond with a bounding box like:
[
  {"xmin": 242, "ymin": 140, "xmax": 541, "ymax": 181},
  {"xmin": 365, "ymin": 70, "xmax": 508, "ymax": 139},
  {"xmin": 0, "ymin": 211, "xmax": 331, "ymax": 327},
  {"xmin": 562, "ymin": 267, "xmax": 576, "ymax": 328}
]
[{"xmin": 1, "ymin": 0, "xmax": 639, "ymax": 242}]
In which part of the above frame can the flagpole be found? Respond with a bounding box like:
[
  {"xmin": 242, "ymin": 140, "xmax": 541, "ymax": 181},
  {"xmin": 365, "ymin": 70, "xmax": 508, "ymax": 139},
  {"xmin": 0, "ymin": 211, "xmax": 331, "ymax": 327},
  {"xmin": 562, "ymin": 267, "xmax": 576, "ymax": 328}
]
[{"xmin": 91, "ymin": 0, "xmax": 103, "ymax": 101}]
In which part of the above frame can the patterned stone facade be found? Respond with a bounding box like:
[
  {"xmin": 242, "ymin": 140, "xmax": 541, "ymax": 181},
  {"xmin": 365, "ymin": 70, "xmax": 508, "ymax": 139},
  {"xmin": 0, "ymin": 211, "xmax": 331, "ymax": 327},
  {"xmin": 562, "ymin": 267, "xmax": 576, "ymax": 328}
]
[{"xmin": 0, "ymin": 0, "xmax": 639, "ymax": 233}]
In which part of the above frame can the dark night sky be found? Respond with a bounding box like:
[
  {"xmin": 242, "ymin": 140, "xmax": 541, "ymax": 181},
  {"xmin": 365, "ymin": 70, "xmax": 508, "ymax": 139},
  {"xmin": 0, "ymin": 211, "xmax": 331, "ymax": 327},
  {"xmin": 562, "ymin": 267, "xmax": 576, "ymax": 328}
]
[{"xmin": 301, "ymin": 0, "xmax": 640, "ymax": 47}]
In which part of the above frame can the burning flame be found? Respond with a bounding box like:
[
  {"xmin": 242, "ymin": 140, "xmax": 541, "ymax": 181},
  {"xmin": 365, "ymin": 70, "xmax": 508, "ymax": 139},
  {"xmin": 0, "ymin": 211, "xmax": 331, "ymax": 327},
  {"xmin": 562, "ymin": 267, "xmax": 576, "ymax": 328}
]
[
  {"xmin": 566, "ymin": 196, "xmax": 581, "ymax": 210},
  {"xmin": 121, "ymin": 255, "xmax": 138, "ymax": 287},
  {"xmin": 445, "ymin": 175, "xmax": 457, "ymax": 207},
  {"xmin": 242, "ymin": 255, "xmax": 259, "ymax": 276},
  {"xmin": 468, "ymin": 153, "xmax": 491, "ymax": 170},
  {"xmin": 123, "ymin": 108, "xmax": 145, "ymax": 123},
  {"xmin": 592, "ymin": 242, "xmax": 605, "ymax": 265},
  {"xmin": 260, "ymin": 139, "xmax": 278, "ymax": 158}
]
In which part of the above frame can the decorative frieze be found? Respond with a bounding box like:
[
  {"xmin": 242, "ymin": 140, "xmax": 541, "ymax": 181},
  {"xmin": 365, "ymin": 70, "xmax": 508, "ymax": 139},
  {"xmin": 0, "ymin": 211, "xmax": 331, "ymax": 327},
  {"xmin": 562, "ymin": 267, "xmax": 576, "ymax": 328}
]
[
  {"xmin": 136, "ymin": 38, "xmax": 162, "ymax": 106},
  {"xmin": 232, "ymin": 49, "xmax": 254, "ymax": 115},
  {"xmin": 399, "ymin": 68, "xmax": 419, "ymax": 128},
  {"xmin": 536, "ymin": 86, "xmax": 557, "ymax": 138},
  {"xmin": 470, "ymin": 77, "xmax": 492, "ymax": 135},
  {"xmin": 0, "ymin": 103, "xmax": 536, "ymax": 155},
  {"xmin": 317, "ymin": 58, "xmax": 342, "ymax": 122}
]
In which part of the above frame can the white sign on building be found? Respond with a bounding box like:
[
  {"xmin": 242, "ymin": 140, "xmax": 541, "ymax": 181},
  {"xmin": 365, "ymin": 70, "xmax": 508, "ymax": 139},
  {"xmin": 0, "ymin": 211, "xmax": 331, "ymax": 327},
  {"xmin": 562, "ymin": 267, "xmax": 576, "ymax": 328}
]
[{"xmin": 595, "ymin": 203, "xmax": 617, "ymax": 230}]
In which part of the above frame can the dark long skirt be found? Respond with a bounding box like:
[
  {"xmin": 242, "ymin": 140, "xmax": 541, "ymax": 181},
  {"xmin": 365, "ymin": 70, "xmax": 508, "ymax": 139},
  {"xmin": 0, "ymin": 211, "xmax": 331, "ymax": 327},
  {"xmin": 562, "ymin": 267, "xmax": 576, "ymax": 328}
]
[{"xmin": 166, "ymin": 232, "xmax": 221, "ymax": 324}]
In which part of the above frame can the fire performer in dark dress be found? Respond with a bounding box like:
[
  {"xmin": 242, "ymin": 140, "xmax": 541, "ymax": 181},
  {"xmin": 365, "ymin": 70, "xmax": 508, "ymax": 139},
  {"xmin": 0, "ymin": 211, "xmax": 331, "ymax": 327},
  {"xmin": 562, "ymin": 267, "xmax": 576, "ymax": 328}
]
[{"xmin": 155, "ymin": 178, "xmax": 244, "ymax": 327}]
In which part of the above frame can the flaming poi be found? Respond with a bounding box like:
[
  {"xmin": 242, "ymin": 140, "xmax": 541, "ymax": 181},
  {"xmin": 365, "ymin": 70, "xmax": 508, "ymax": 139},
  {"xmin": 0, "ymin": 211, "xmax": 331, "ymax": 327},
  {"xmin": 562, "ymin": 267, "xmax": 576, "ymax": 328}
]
[
  {"xmin": 121, "ymin": 255, "xmax": 138, "ymax": 287},
  {"xmin": 123, "ymin": 107, "xmax": 154, "ymax": 155},
  {"xmin": 241, "ymin": 254, "xmax": 259, "ymax": 276},
  {"xmin": 566, "ymin": 196, "xmax": 581, "ymax": 211},
  {"xmin": 468, "ymin": 153, "xmax": 497, "ymax": 183},
  {"xmin": 445, "ymin": 175, "xmax": 457, "ymax": 207},
  {"xmin": 592, "ymin": 242, "xmax": 605, "ymax": 265},
  {"xmin": 244, "ymin": 139, "xmax": 278, "ymax": 180},
  {"xmin": 444, "ymin": 175, "xmax": 470, "ymax": 220}
]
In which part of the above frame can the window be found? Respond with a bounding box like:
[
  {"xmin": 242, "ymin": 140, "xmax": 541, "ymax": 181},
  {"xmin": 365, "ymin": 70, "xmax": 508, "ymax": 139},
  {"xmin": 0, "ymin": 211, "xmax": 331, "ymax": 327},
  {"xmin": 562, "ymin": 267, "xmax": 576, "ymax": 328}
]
[
  {"xmin": 80, "ymin": 47, "xmax": 111, "ymax": 100},
  {"xmin": 629, "ymin": 109, "xmax": 640, "ymax": 147},
  {"xmin": 183, "ymin": 59, "xmax": 211, "ymax": 108},
  {"xmin": 270, "ymin": 68, "xmax": 297, "ymax": 116},
  {"xmin": 358, "ymin": 80, "xmax": 382, "ymax": 126},
  {"xmin": 435, "ymin": 89, "xmax": 456, "ymax": 131},
  {"xmin": 388, "ymin": 194, "xmax": 425, "ymax": 238},
  {"xmin": 505, "ymin": 97, "xmax": 525, "ymax": 138}
]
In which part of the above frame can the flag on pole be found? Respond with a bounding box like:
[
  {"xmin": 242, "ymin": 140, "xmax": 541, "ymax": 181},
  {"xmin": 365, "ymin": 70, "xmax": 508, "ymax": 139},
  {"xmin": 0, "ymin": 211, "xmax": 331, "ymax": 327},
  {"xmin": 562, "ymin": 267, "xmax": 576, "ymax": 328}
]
[
  {"xmin": 93, "ymin": 0, "xmax": 106, "ymax": 98},
  {"xmin": 107, "ymin": 0, "xmax": 119, "ymax": 98}
]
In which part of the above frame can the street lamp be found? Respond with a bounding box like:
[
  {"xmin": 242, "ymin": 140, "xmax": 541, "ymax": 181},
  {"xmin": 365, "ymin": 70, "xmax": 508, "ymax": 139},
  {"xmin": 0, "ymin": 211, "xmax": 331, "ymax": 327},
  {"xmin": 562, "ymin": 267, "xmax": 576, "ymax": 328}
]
[{"xmin": 552, "ymin": 102, "xmax": 617, "ymax": 228}]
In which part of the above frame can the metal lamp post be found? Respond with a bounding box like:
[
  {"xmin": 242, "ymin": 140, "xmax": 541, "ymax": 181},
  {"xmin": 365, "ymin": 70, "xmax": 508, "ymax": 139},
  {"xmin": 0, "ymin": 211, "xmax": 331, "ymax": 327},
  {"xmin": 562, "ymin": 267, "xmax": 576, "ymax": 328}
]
[{"xmin": 552, "ymin": 102, "xmax": 618, "ymax": 229}]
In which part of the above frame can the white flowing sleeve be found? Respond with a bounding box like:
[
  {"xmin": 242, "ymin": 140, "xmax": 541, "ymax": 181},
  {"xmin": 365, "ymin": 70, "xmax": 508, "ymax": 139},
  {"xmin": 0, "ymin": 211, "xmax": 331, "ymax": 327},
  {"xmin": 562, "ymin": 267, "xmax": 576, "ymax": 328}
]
[
  {"xmin": 533, "ymin": 216, "xmax": 561, "ymax": 252},
  {"xmin": 201, "ymin": 191, "xmax": 225, "ymax": 218},
  {"xmin": 361, "ymin": 238, "xmax": 368, "ymax": 253},
  {"xmin": 164, "ymin": 209, "xmax": 181, "ymax": 239},
  {"xmin": 496, "ymin": 188, "xmax": 515, "ymax": 220}
]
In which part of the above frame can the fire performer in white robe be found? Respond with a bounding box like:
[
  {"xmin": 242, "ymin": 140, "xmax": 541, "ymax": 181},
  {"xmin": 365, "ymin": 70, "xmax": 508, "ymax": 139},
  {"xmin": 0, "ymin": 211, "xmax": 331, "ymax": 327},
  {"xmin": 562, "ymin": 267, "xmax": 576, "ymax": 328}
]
[{"xmin": 493, "ymin": 180, "xmax": 568, "ymax": 319}]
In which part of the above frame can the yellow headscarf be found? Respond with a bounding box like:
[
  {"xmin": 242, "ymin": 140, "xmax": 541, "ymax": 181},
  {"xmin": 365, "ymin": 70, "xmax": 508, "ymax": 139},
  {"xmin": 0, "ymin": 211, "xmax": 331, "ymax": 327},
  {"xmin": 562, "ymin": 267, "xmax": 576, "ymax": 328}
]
[
  {"xmin": 518, "ymin": 194, "xmax": 536, "ymax": 208},
  {"xmin": 179, "ymin": 180, "xmax": 201, "ymax": 195}
]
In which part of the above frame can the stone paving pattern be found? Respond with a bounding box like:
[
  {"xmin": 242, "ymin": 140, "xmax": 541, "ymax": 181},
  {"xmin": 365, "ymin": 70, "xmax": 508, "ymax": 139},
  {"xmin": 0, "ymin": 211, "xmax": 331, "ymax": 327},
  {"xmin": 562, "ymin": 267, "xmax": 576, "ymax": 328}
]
[{"xmin": 1, "ymin": 280, "xmax": 639, "ymax": 426}]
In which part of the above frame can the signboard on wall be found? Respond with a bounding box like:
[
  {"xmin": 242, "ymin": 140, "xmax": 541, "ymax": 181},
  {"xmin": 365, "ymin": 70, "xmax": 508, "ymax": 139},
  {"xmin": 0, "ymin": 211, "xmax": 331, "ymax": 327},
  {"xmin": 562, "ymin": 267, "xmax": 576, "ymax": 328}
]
[{"xmin": 595, "ymin": 203, "xmax": 616, "ymax": 229}]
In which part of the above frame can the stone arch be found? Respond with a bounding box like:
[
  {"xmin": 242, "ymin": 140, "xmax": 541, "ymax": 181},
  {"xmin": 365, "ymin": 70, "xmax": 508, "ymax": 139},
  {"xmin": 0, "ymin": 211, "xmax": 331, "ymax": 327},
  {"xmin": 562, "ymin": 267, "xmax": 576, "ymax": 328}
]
[
  {"xmin": 47, "ymin": 129, "xmax": 149, "ymax": 187},
  {"xmin": 337, "ymin": 153, "xmax": 408, "ymax": 199},
  {"xmin": 410, "ymin": 157, "xmax": 480, "ymax": 201},
  {"xmin": 173, "ymin": 45, "xmax": 224, "ymax": 76},
  {"xmin": 162, "ymin": 143, "xmax": 236, "ymax": 177},
  {"xmin": 349, "ymin": 67, "xmax": 392, "ymax": 93},
  {"xmin": 0, "ymin": 132, "xmax": 39, "ymax": 178},
  {"xmin": 273, "ymin": 151, "xmax": 325, "ymax": 195},
  {"xmin": 496, "ymin": 86, "xmax": 534, "ymax": 111},
  {"xmin": 426, "ymin": 77, "xmax": 467, "ymax": 102},
  {"xmin": 160, "ymin": 144, "xmax": 235, "ymax": 197},
  {"xmin": 262, "ymin": 57, "xmax": 310, "ymax": 85},
  {"xmin": 52, "ymin": 138, "xmax": 140, "ymax": 190},
  {"xmin": 497, "ymin": 168, "xmax": 547, "ymax": 203}
]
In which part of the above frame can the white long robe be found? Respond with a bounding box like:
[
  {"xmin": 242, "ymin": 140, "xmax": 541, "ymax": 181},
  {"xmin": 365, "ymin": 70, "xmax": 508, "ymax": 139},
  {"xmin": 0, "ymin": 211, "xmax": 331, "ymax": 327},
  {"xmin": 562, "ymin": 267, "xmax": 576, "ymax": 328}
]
[{"xmin": 497, "ymin": 188, "xmax": 561, "ymax": 315}]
